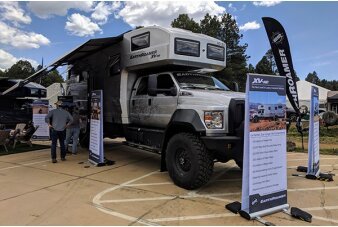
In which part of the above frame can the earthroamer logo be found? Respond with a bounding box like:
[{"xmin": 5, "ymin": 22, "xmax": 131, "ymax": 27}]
[
  {"xmin": 279, "ymin": 49, "xmax": 299, "ymax": 109},
  {"xmin": 271, "ymin": 32, "xmax": 284, "ymax": 45},
  {"xmin": 252, "ymin": 78, "xmax": 269, "ymax": 84}
]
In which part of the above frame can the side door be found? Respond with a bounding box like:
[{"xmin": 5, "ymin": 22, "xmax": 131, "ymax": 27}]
[
  {"xmin": 149, "ymin": 74, "xmax": 178, "ymax": 128},
  {"xmin": 129, "ymin": 76, "xmax": 150, "ymax": 126}
]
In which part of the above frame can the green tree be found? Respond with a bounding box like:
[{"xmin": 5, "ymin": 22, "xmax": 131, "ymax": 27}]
[
  {"xmin": 247, "ymin": 63, "xmax": 255, "ymax": 73},
  {"xmin": 39, "ymin": 69, "xmax": 64, "ymax": 88},
  {"xmin": 5, "ymin": 60, "xmax": 35, "ymax": 79},
  {"xmin": 255, "ymin": 56, "xmax": 273, "ymax": 74},
  {"xmin": 305, "ymin": 71, "xmax": 320, "ymax": 84},
  {"xmin": 0, "ymin": 69, "xmax": 5, "ymax": 78},
  {"xmin": 171, "ymin": 14, "xmax": 201, "ymax": 33},
  {"xmin": 171, "ymin": 13, "xmax": 249, "ymax": 91}
]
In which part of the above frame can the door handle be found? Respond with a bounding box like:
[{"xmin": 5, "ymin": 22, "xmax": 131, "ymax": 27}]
[{"xmin": 148, "ymin": 99, "xmax": 151, "ymax": 106}]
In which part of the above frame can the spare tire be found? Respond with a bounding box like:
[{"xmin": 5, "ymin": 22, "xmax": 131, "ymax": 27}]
[{"xmin": 322, "ymin": 111, "xmax": 337, "ymax": 126}]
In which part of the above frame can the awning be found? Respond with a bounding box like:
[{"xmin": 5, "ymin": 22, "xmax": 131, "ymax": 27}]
[{"xmin": 1, "ymin": 34, "xmax": 124, "ymax": 96}]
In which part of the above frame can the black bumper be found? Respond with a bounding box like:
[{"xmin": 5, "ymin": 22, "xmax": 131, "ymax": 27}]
[{"xmin": 201, "ymin": 135, "xmax": 242, "ymax": 152}]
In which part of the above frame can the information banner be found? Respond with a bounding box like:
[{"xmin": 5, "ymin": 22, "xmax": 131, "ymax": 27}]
[
  {"xmin": 31, "ymin": 99, "xmax": 49, "ymax": 140},
  {"xmin": 241, "ymin": 74, "xmax": 288, "ymax": 217},
  {"xmin": 89, "ymin": 90, "xmax": 104, "ymax": 165},
  {"xmin": 307, "ymin": 86, "xmax": 320, "ymax": 177}
]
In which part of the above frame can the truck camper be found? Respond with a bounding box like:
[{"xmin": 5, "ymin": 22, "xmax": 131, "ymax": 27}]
[{"xmin": 2, "ymin": 26, "xmax": 245, "ymax": 189}]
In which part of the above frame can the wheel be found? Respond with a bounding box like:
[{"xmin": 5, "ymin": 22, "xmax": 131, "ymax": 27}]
[
  {"xmin": 166, "ymin": 133, "xmax": 214, "ymax": 190},
  {"xmin": 233, "ymin": 121, "xmax": 244, "ymax": 170},
  {"xmin": 253, "ymin": 116, "xmax": 259, "ymax": 123}
]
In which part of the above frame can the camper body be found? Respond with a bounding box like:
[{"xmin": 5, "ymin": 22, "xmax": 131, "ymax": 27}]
[
  {"xmin": 66, "ymin": 26, "xmax": 245, "ymax": 189},
  {"xmin": 251, "ymin": 104, "xmax": 285, "ymax": 122}
]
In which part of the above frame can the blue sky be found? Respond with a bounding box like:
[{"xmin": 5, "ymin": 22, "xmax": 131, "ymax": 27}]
[
  {"xmin": 0, "ymin": 1, "xmax": 337, "ymax": 81},
  {"xmin": 249, "ymin": 91, "xmax": 285, "ymax": 104}
]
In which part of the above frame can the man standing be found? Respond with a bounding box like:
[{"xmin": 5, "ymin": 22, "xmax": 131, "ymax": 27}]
[
  {"xmin": 45, "ymin": 101, "xmax": 73, "ymax": 163},
  {"xmin": 65, "ymin": 107, "xmax": 82, "ymax": 155}
]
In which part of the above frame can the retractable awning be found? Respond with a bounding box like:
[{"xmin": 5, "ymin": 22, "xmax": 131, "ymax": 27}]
[{"xmin": 1, "ymin": 35, "xmax": 124, "ymax": 96}]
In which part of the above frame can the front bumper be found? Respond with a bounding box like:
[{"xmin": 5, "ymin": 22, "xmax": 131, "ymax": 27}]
[
  {"xmin": 201, "ymin": 135, "xmax": 241, "ymax": 152},
  {"xmin": 201, "ymin": 135, "xmax": 243, "ymax": 162}
]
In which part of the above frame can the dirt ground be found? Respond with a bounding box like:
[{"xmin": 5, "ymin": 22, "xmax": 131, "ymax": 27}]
[
  {"xmin": 0, "ymin": 139, "xmax": 337, "ymax": 226},
  {"xmin": 250, "ymin": 119, "xmax": 286, "ymax": 132}
]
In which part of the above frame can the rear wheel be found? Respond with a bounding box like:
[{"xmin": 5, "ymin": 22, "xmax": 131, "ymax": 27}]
[{"xmin": 166, "ymin": 133, "xmax": 214, "ymax": 190}]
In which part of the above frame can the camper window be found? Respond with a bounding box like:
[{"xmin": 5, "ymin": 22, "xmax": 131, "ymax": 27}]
[
  {"xmin": 174, "ymin": 38, "xmax": 200, "ymax": 57},
  {"xmin": 109, "ymin": 54, "xmax": 121, "ymax": 76},
  {"xmin": 131, "ymin": 32, "xmax": 150, "ymax": 51},
  {"xmin": 207, "ymin": 44, "xmax": 225, "ymax": 61},
  {"xmin": 136, "ymin": 77, "xmax": 149, "ymax": 95}
]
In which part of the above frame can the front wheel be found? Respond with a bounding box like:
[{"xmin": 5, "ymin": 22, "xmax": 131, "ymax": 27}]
[{"xmin": 166, "ymin": 133, "xmax": 214, "ymax": 190}]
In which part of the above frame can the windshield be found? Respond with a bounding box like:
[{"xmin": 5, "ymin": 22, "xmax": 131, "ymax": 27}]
[{"xmin": 173, "ymin": 72, "xmax": 230, "ymax": 91}]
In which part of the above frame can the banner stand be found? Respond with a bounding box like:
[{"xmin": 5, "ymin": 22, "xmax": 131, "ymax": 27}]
[
  {"xmin": 293, "ymin": 86, "xmax": 335, "ymax": 182},
  {"xmin": 226, "ymin": 202, "xmax": 312, "ymax": 225},
  {"xmin": 294, "ymin": 166, "xmax": 335, "ymax": 182},
  {"xmin": 225, "ymin": 74, "xmax": 313, "ymax": 225}
]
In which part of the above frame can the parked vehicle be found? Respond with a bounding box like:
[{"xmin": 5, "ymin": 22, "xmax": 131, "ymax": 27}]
[
  {"xmin": 251, "ymin": 104, "xmax": 285, "ymax": 122},
  {"xmin": 0, "ymin": 78, "xmax": 46, "ymax": 128},
  {"xmin": 3, "ymin": 26, "xmax": 245, "ymax": 190}
]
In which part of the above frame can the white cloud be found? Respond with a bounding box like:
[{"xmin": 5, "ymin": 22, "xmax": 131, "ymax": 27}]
[
  {"xmin": 27, "ymin": 1, "xmax": 94, "ymax": 19},
  {"xmin": 0, "ymin": 2, "xmax": 31, "ymax": 25},
  {"xmin": 91, "ymin": 1, "xmax": 121, "ymax": 25},
  {"xmin": 0, "ymin": 49, "xmax": 38, "ymax": 71},
  {"xmin": 65, "ymin": 13, "xmax": 102, "ymax": 37},
  {"xmin": 118, "ymin": 1, "xmax": 226, "ymax": 27},
  {"xmin": 228, "ymin": 3, "xmax": 237, "ymax": 12},
  {"xmin": 0, "ymin": 21, "xmax": 50, "ymax": 49},
  {"xmin": 239, "ymin": 21, "xmax": 261, "ymax": 31},
  {"xmin": 253, "ymin": 1, "xmax": 281, "ymax": 7}
]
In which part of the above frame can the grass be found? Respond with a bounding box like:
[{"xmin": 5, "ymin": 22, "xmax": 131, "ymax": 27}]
[
  {"xmin": 0, "ymin": 143, "xmax": 50, "ymax": 156},
  {"xmin": 287, "ymin": 123, "xmax": 338, "ymax": 155}
]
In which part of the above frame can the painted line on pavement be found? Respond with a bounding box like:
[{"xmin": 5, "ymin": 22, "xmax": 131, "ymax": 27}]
[
  {"xmin": 0, "ymin": 159, "xmax": 50, "ymax": 171},
  {"xmin": 147, "ymin": 213, "xmax": 237, "ymax": 222}
]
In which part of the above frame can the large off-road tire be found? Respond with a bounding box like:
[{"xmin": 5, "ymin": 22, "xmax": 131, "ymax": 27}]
[
  {"xmin": 233, "ymin": 121, "xmax": 244, "ymax": 170},
  {"xmin": 253, "ymin": 116, "xmax": 259, "ymax": 123},
  {"xmin": 166, "ymin": 133, "xmax": 214, "ymax": 190}
]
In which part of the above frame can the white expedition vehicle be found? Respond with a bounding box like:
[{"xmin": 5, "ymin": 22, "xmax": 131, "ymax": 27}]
[{"xmin": 24, "ymin": 26, "xmax": 246, "ymax": 189}]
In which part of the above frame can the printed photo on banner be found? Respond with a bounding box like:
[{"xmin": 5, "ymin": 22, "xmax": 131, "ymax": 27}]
[{"xmin": 249, "ymin": 91, "xmax": 286, "ymax": 132}]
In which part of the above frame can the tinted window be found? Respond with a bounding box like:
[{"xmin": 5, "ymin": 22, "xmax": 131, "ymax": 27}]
[
  {"xmin": 207, "ymin": 44, "xmax": 225, "ymax": 61},
  {"xmin": 157, "ymin": 74, "xmax": 175, "ymax": 95},
  {"xmin": 136, "ymin": 77, "xmax": 148, "ymax": 95},
  {"xmin": 175, "ymin": 38, "xmax": 200, "ymax": 57},
  {"xmin": 131, "ymin": 32, "xmax": 150, "ymax": 51}
]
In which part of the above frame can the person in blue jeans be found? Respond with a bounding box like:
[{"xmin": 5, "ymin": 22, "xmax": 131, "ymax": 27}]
[
  {"xmin": 65, "ymin": 107, "xmax": 82, "ymax": 155},
  {"xmin": 45, "ymin": 101, "xmax": 73, "ymax": 163}
]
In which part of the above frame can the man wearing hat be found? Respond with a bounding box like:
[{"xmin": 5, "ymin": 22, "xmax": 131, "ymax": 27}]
[{"xmin": 45, "ymin": 100, "xmax": 73, "ymax": 163}]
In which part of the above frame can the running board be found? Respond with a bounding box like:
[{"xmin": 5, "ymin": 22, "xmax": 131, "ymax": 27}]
[{"xmin": 123, "ymin": 141, "xmax": 161, "ymax": 154}]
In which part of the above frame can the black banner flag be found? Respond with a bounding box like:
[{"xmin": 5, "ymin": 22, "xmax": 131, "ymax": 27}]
[{"xmin": 262, "ymin": 17, "xmax": 300, "ymax": 115}]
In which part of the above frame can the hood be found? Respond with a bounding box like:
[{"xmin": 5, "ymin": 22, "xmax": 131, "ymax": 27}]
[{"xmin": 178, "ymin": 89, "xmax": 245, "ymax": 107}]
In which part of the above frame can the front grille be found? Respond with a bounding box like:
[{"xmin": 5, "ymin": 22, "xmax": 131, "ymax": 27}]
[{"xmin": 228, "ymin": 99, "xmax": 245, "ymax": 134}]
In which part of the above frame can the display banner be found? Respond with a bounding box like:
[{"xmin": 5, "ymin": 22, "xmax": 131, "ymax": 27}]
[
  {"xmin": 31, "ymin": 99, "xmax": 49, "ymax": 140},
  {"xmin": 262, "ymin": 17, "xmax": 300, "ymax": 116},
  {"xmin": 89, "ymin": 90, "xmax": 104, "ymax": 165},
  {"xmin": 307, "ymin": 86, "xmax": 320, "ymax": 177},
  {"xmin": 241, "ymin": 74, "xmax": 289, "ymax": 218}
]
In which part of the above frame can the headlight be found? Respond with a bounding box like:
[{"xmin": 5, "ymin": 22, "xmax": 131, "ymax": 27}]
[{"xmin": 204, "ymin": 111, "xmax": 223, "ymax": 129}]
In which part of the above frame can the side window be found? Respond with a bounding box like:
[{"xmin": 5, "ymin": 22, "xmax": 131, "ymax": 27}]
[
  {"xmin": 109, "ymin": 54, "xmax": 120, "ymax": 76},
  {"xmin": 136, "ymin": 77, "xmax": 148, "ymax": 95},
  {"xmin": 157, "ymin": 74, "xmax": 175, "ymax": 95},
  {"xmin": 131, "ymin": 32, "xmax": 150, "ymax": 51}
]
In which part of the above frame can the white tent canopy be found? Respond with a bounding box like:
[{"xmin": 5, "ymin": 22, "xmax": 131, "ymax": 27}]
[{"xmin": 287, "ymin": 80, "xmax": 330, "ymax": 108}]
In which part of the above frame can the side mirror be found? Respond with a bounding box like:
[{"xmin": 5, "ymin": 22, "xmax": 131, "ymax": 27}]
[
  {"xmin": 232, "ymin": 82, "xmax": 239, "ymax": 92},
  {"xmin": 148, "ymin": 75, "xmax": 157, "ymax": 96}
]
